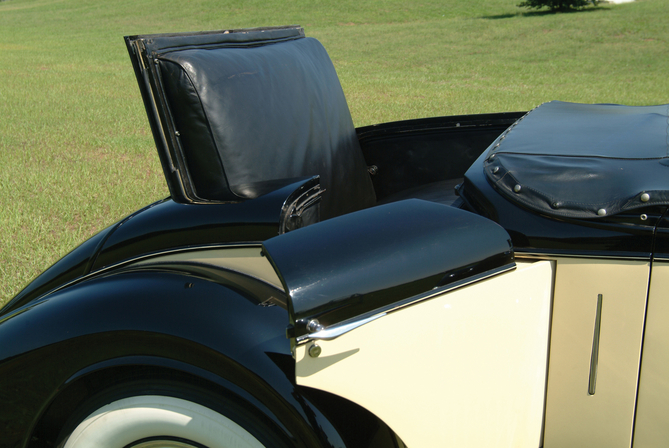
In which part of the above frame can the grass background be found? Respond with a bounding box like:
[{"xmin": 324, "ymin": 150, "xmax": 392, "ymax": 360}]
[{"xmin": 1, "ymin": 0, "xmax": 668, "ymax": 306}]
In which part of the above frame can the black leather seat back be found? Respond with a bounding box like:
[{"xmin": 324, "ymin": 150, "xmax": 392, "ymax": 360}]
[{"xmin": 148, "ymin": 28, "xmax": 375, "ymax": 219}]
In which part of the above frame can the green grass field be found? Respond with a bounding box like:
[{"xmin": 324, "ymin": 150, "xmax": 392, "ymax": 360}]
[{"xmin": 1, "ymin": 0, "xmax": 668, "ymax": 306}]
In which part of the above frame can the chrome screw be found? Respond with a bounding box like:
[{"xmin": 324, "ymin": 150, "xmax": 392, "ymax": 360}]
[
  {"xmin": 306, "ymin": 319, "xmax": 323, "ymax": 334},
  {"xmin": 308, "ymin": 344, "xmax": 322, "ymax": 358}
]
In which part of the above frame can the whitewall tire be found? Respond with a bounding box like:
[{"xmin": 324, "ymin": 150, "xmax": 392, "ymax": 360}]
[{"xmin": 61, "ymin": 395, "xmax": 265, "ymax": 448}]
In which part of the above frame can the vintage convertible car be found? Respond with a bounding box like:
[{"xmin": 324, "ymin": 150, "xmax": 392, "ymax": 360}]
[{"xmin": 1, "ymin": 25, "xmax": 668, "ymax": 448}]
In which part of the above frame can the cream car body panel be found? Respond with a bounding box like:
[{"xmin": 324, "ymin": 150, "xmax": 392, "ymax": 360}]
[
  {"xmin": 542, "ymin": 258, "xmax": 650, "ymax": 448},
  {"xmin": 633, "ymin": 261, "xmax": 669, "ymax": 448},
  {"xmin": 295, "ymin": 260, "xmax": 554, "ymax": 448},
  {"xmin": 132, "ymin": 246, "xmax": 282, "ymax": 289}
]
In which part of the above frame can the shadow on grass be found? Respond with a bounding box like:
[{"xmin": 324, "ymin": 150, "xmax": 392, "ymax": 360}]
[{"xmin": 482, "ymin": 6, "xmax": 611, "ymax": 19}]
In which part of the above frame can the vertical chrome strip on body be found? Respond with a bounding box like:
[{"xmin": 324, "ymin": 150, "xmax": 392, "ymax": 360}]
[{"xmin": 589, "ymin": 294, "xmax": 604, "ymax": 395}]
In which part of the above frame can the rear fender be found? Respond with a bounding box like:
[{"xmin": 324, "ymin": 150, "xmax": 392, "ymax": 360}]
[{"xmin": 0, "ymin": 268, "xmax": 341, "ymax": 448}]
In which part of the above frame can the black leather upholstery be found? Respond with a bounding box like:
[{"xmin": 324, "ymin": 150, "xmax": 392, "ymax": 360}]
[
  {"xmin": 483, "ymin": 101, "xmax": 669, "ymax": 219},
  {"xmin": 152, "ymin": 29, "xmax": 376, "ymax": 219},
  {"xmin": 377, "ymin": 179, "xmax": 463, "ymax": 206}
]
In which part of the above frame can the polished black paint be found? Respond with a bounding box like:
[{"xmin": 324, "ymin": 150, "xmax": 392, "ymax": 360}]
[
  {"xmin": 3, "ymin": 177, "xmax": 318, "ymax": 318},
  {"xmin": 91, "ymin": 185, "xmax": 283, "ymax": 271},
  {"xmin": 1, "ymin": 224, "xmax": 113, "ymax": 316},
  {"xmin": 263, "ymin": 199, "xmax": 513, "ymax": 337},
  {"xmin": 0, "ymin": 266, "xmax": 346, "ymax": 448},
  {"xmin": 461, "ymin": 150, "xmax": 666, "ymax": 258}
]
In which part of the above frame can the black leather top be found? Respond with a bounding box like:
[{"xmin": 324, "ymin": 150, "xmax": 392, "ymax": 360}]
[
  {"xmin": 483, "ymin": 101, "xmax": 669, "ymax": 219},
  {"xmin": 128, "ymin": 26, "xmax": 375, "ymax": 220}
]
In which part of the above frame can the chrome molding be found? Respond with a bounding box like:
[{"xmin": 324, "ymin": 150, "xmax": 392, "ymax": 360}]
[
  {"xmin": 295, "ymin": 263, "xmax": 516, "ymax": 345},
  {"xmin": 297, "ymin": 313, "xmax": 386, "ymax": 344},
  {"xmin": 517, "ymin": 251, "xmax": 651, "ymax": 261},
  {"xmin": 383, "ymin": 263, "xmax": 516, "ymax": 315},
  {"xmin": 588, "ymin": 293, "xmax": 604, "ymax": 395}
]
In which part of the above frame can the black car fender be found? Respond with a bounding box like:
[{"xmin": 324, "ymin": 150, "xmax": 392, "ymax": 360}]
[{"xmin": 0, "ymin": 267, "xmax": 351, "ymax": 448}]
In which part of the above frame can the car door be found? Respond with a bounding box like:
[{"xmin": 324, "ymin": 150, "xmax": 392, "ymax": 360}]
[
  {"xmin": 633, "ymin": 213, "xmax": 669, "ymax": 448},
  {"xmin": 541, "ymin": 257, "xmax": 650, "ymax": 448}
]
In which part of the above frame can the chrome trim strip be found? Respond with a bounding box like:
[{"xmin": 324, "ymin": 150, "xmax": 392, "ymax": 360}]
[
  {"xmin": 298, "ymin": 313, "xmax": 386, "ymax": 343},
  {"xmin": 517, "ymin": 251, "xmax": 650, "ymax": 261},
  {"xmin": 383, "ymin": 263, "xmax": 516, "ymax": 315},
  {"xmin": 295, "ymin": 263, "xmax": 516, "ymax": 345},
  {"xmin": 588, "ymin": 293, "xmax": 604, "ymax": 395}
]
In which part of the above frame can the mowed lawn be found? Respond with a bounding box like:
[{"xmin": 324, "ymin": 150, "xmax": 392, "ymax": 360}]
[{"xmin": 1, "ymin": 0, "xmax": 668, "ymax": 306}]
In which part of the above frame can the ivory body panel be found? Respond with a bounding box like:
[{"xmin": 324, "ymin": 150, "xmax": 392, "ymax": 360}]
[
  {"xmin": 633, "ymin": 262, "xmax": 669, "ymax": 448},
  {"xmin": 133, "ymin": 246, "xmax": 282, "ymax": 288},
  {"xmin": 296, "ymin": 260, "xmax": 553, "ymax": 448},
  {"xmin": 542, "ymin": 258, "xmax": 649, "ymax": 448}
]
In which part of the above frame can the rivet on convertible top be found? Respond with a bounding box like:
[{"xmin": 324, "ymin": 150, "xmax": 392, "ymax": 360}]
[
  {"xmin": 641, "ymin": 193, "xmax": 650, "ymax": 202},
  {"xmin": 513, "ymin": 184, "xmax": 522, "ymax": 193},
  {"xmin": 641, "ymin": 214, "xmax": 648, "ymax": 221},
  {"xmin": 597, "ymin": 209, "xmax": 607, "ymax": 216}
]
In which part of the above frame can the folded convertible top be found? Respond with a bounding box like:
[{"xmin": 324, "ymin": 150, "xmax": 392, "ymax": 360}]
[{"xmin": 483, "ymin": 101, "xmax": 669, "ymax": 219}]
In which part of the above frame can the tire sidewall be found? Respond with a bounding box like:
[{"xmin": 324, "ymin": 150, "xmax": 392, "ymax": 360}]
[
  {"xmin": 55, "ymin": 380, "xmax": 288, "ymax": 448},
  {"xmin": 61, "ymin": 395, "xmax": 264, "ymax": 448}
]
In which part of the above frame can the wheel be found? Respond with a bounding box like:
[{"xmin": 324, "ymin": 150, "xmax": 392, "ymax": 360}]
[{"xmin": 60, "ymin": 395, "xmax": 266, "ymax": 448}]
